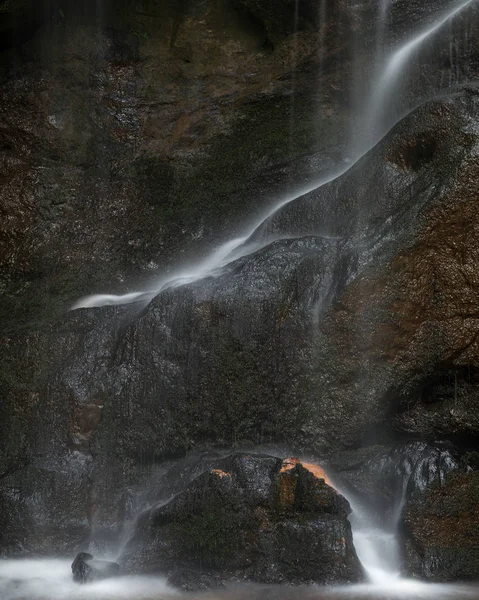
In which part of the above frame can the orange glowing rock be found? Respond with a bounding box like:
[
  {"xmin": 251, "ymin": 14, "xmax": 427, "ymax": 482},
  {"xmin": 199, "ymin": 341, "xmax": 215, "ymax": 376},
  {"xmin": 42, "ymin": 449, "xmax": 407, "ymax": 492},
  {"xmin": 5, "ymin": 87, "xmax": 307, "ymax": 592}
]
[
  {"xmin": 211, "ymin": 469, "xmax": 231, "ymax": 478},
  {"xmin": 280, "ymin": 457, "xmax": 335, "ymax": 489}
]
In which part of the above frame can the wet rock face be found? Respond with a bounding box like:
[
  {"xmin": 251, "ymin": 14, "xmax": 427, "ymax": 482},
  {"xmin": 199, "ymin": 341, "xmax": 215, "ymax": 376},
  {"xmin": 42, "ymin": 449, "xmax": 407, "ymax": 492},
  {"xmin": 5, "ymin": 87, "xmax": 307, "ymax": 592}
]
[
  {"xmin": 0, "ymin": 0, "xmax": 343, "ymax": 324},
  {"xmin": 0, "ymin": 451, "xmax": 103, "ymax": 558},
  {"xmin": 61, "ymin": 89, "xmax": 479, "ymax": 467},
  {"xmin": 236, "ymin": 0, "xmax": 320, "ymax": 45},
  {"xmin": 1, "ymin": 0, "xmax": 479, "ymax": 561},
  {"xmin": 402, "ymin": 468, "xmax": 479, "ymax": 581},
  {"xmin": 120, "ymin": 454, "xmax": 362, "ymax": 589},
  {"xmin": 3, "ymin": 89, "xmax": 479, "ymax": 558},
  {"xmin": 0, "ymin": 0, "xmax": 348, "ymax": 556},
  {"xmin": 292, "ymin": 88, "xmax": 479, "ymax": 451},
  {"xmin": 329, "ymin": 442, "xmax": 461, "ymax": 529}
]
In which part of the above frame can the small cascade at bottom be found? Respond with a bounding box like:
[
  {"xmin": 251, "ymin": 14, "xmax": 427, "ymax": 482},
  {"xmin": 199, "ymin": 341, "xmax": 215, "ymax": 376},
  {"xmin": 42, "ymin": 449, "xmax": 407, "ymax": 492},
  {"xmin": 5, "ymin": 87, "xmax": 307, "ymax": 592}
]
[
  {"xmin": 326, "ymin": 447, "xmax": 477, "ymax": 599},
  {"xmin": 351, "ymin": 521, "xmax": 401, "ymax": 585},
  {"xmin": 1, "ymin": 456, "xmax": 479, "ymax": 600},
  {"xmin": 340, "ymin": 474, "xmax": 407, "ymax": 586}
]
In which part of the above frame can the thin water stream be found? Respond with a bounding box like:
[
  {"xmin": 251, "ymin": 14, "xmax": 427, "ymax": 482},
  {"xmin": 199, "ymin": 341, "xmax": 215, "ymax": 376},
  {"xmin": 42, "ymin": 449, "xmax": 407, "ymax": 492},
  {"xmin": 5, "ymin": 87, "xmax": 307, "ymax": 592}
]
[
  {"xmin": 71, "ymin": 0, "xmax": 477, "ymax": 312},
  {"xmin": 70, "ymin": 168, "xmax": 348, "ymax": 310},
  {"xmin": 365, "ymin": 0, "xmax": 475, "ymax": 141}
]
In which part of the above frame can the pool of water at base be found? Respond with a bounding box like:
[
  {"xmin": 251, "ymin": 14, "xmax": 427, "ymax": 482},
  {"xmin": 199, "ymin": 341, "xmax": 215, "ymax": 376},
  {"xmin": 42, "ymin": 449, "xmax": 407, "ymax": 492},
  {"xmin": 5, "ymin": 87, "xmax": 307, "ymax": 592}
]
[{"xmin": 1, "ymin": 560, "xmax": 478, "ymax": 600}]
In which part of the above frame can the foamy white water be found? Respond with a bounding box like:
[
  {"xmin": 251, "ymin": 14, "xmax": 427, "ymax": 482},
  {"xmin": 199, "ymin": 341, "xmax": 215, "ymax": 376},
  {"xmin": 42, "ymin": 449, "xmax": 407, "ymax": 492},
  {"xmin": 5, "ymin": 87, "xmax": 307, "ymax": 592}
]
[
  {"xmin": 0, "ymin": 559, "xmax": 177, "ymax": 600},
  {"xmin": 326, "ymin": 468, "xmax": 403, "ymax": 589},
  {"xmin": 1, "ymin": 558, "xmax": 478, "ymax": 600}
]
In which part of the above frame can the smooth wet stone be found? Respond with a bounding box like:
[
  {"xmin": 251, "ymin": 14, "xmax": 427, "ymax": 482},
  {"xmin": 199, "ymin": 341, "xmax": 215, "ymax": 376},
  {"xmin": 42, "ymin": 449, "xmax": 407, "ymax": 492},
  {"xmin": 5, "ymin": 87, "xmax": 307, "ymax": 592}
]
[{"xmin": 71, "ymin": 552, "xmax": 119, "ymax": 584}]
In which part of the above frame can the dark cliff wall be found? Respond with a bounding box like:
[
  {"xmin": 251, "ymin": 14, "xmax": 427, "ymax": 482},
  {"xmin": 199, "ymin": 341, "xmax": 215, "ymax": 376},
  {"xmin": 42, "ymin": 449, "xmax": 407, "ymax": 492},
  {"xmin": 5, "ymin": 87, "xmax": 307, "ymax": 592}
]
[
  {"xmin": 0, "ymin": 0, "xmax": 351, "ymax": 556},
  {"xmin": 1, "ymin": 0, "xmax": 479, "ymax": 565}
]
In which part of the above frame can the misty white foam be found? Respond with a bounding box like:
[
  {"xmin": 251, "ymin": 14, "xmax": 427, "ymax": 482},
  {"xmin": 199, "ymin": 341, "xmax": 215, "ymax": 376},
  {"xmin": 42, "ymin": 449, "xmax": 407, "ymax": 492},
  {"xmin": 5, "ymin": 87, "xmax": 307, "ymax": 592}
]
[
  {"xmin": 0, "ymin": 559, "xmax": 177, "ymax": 600},
  {"xmin": 1, "ymin": 558, "xmax": 478, "ymax": 600}
]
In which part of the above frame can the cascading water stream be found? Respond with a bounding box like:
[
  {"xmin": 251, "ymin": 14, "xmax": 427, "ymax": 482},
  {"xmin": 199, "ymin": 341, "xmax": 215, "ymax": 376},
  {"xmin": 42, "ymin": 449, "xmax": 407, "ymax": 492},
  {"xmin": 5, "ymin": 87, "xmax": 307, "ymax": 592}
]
[
  {"xmin": 349, "ymin": 514, "xmax": 401, "ymax": 585},
  {"xmin": 72, "ymin": 0, "xmax": 476, "ymax": 313},
  {"xmin": 376, "ymin": 0, "xmax": 390, "ymax": 62},
  {"xmin": 364, "ymin": 0, "xmax": 475, "ymax": 144},
  {"xmin": 321, "ymin": 464, "xmax": 404, "ymax": 588},
  {"xmin": 2, "ymin": 452, "xmax": 477, "ymax": 599},
  {"xmin": 70, "ymin": 168, "xmax": 348, "ymax": 310},
  {"xmin": 324, "ymin": 444, "xmax": 467, "ymax": 594}
]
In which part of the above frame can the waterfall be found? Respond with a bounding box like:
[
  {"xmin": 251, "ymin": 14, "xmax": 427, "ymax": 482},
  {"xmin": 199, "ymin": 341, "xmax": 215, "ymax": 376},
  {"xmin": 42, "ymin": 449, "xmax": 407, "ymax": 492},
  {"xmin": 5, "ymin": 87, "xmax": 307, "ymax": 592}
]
[
  {"xmin": 72, "ymin": 0, "xmax": 476, "ymax": 313},
  {"xmin": 349, "ymin": 510, "xmax": 401, "ymax": 585},
  {"xmin": 325, "ymin": 465, "xmax": 405, "ymax": 587},
  {"xmin": 364, "ymin": 0, "xmax": 474, "ymax": 145},
  {"xmin": 70, "ymin": 168, "xmax": 348, "ymax": 310},
  {"xmin": 325, "ymin": 443, "xmax": 462, "ymax": 591},
  {"xmin": 377, "ymin": 0, "xmax": 390, "ymax": 57},
  {"xmin": 376, "ymin": 0, "xmax": 473, "ymax": 102}
]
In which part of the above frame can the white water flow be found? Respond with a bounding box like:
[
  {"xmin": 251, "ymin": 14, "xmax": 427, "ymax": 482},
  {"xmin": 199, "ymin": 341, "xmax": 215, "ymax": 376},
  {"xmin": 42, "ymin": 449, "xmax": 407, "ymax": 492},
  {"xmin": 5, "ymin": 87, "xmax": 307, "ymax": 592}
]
[
  {"xmin": 71, "ymin": 168, "xmax": 348, "ymax": 310},
  {"xmin": 376, "ymin": 0, "xmax": 390, "ymax": 64},
  {"xmin": 1, "ymin": 560, "xmax": 478, "ymax": 600},
  {"xmin": 323, "ymin": 465, "xmax": 479, "ymax": 598},
  {"xmin": 365, "ymin": 0, "xmax": 475, "ymax": 142},
  {"xmin": 72, "ymin": 0, "xmax": 476, "ymax": 313},
  {"xmin": 345, "ymin": 492, "xmax": 404, "ymax": 586}
]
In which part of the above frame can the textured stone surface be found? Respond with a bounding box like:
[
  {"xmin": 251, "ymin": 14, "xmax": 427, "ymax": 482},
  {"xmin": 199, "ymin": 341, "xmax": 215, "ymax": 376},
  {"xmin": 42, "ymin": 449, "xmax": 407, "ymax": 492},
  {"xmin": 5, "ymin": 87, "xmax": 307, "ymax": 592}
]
[
  {"xmin": 120, "ymin": 453, "xmax": 362, "ymax": 589},
  {"xmin": 71, "ymin": 551, "xmax": 120, "ymax": 584},
  {"xmin": 402, "ymin": 468, "xmax": 479, "ymax": 581},
  {"xmin": 329, "ymin": 442, "xmax": 460, "ymax": 529},
  {"xmin": 2, "ymin": 88, "xmax": 479, "ymax": 558}
]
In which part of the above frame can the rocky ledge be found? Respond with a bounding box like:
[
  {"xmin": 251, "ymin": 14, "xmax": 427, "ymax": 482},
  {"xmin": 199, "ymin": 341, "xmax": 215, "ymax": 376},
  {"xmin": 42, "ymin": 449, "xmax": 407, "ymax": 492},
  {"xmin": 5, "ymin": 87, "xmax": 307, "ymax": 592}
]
[
  {"xmin": 402, "ymin": 463, "xmax": 479, "ymax": 582},
  {"xmin": 120, "ymin": 453, "xmax": 363, "ymax": 591}
]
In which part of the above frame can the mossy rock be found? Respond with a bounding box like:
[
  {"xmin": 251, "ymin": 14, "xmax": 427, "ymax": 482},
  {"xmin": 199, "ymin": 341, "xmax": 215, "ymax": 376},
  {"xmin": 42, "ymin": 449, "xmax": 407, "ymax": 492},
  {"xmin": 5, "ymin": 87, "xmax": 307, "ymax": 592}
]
[{"xmin": 121, "ymin": 454, "xmax": 362, "ymax": 588}]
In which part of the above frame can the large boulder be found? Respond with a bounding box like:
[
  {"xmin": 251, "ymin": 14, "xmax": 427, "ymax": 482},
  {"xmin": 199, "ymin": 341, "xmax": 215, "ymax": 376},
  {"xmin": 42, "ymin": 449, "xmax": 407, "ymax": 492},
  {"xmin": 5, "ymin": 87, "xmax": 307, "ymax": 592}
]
[{"xmin": 120, "ymin": 454, "xmax": 363, "ymax": 589}]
